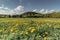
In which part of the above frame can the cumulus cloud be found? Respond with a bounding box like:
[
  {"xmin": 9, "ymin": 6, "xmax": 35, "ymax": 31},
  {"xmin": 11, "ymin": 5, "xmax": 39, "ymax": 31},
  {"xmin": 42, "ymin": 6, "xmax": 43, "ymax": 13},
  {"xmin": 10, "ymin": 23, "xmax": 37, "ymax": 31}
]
[
  {"xmin": 4, "ymin": 7, "xmax": 10, "ymax": 10},
  {"xmin": 32, "ymin": 9, "xmax": 57, "ymax": 14},
  {"xmin": 15, "ymin": 5, "xmax": 24, "ymax": 11},
  {"xmin": 0, "ymin": 4, "xmax": 24, "ymax": 15},
  {"xmin": 43, "ymin": 10, "xmax": 49, "ymax": 14},
  {"xmin": 39, "ymin": 9, "xmax": 45, "ymax": 13},
  {"xmin": 0, "ymin": 4, "xmax": 11, "ymax": 15},
  {"xmin": 49, "ymin": 10, "xmax": 55, "ymax": 13},
  {"xmin": 33, "ymin": 9, "xmax": 37, "ymax": 12},
  {"xmin": 9, "ymin": 10, "xmax": 16, "ymax": 15},
  {"xmin": 39, "ymin": 9, "xmax": 49, "ymax": 14},
  {"xmin": 12, "ymin": 5, "xmax": 24, "ymax": 15}
]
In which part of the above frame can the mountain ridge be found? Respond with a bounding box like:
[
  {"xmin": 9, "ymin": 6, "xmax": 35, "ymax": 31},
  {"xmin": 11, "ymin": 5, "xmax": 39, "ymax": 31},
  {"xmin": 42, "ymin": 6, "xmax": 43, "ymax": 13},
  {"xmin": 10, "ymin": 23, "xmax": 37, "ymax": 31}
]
[{"xmin": 0, "ymin": 11, "xmax": 60, "ymax": 18}]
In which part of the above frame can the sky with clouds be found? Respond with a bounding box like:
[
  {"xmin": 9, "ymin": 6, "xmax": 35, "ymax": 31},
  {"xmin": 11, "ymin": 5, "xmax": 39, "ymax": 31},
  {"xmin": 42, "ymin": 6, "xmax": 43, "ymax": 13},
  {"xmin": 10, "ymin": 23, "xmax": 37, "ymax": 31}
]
[{"xmin": 0, "ymin": 0, "xmax": 60, "ymax": 15}]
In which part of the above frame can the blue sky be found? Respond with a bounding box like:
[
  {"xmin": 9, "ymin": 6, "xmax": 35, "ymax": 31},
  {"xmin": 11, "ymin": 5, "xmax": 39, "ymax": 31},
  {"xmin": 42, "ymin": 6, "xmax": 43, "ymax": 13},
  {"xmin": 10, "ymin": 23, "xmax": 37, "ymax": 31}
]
[{"xmin": 0, "ymin": 0, "xmax": 60, "ymax": 14}]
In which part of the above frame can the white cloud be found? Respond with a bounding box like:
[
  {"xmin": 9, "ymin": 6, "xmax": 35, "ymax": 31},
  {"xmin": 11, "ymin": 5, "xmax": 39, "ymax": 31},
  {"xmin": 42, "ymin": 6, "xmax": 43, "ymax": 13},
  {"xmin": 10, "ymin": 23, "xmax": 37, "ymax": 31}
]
[
  {"xmin": 0, "ymin": 5, "xmax": 24, "ymax": 15},
  {"xmin": 15, "ymin": 5, "xmax": 24, "ymax": 11},
  {"xmin": 32, "ymin": 9, "xmax": 57, "ymax": 14},
  {"xmin": 4, "ymin": 7, "xmax": 10, "ymax": 10},
  {"xmin": 39, "ymin": 9, "xmax": 45, "ymax": 13},
  {"xmin": 9, "ymin": 5, "xmax": 24, "ymax": 15},
  {"xmin": 44, "ymin": 10, "xmax": 49, "ymax": 14},
  {"xmin": 33, "ymin": 9, "xmax": 37, "ymax": 12},
  {"xmin": 0, "ymin": 7, "xmax": 3, "ymax": 9},
  {"xmin": 9, "ymin": 10, "xmax": 16, "ymax": 15},
  {"xmin": 0, "ymin": 4, "xmax": 11, "ymax": 15},
  {"xmin": 49, "ymin": 10, "xmax": 55, "ymax": 13},
  {"xmin": 39, "ymin": 9, "xmax": 49, "ymax": 14},
  {"xmin": 0, "ymin": 10, "xmax": 8, "ymax": 15}
]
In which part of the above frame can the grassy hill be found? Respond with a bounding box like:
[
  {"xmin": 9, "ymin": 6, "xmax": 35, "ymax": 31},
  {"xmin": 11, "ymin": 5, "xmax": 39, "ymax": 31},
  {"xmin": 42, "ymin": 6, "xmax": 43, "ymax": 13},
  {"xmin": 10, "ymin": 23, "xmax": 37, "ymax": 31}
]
[
  {"xmin": 20, "ymin": 12, "xmax": 60, "ymax": 18},
  {"xmin": 0, "ymin": 12, "xmax": 60, "ymax": 18}
]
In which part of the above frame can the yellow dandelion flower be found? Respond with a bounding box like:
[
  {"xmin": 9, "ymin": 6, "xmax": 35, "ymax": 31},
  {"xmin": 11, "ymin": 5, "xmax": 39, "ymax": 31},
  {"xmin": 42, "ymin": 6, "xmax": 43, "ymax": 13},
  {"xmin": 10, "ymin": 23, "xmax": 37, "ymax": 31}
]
[
  {"xmin": 45, "ymin": 32, "xmax": 48, "ymax": 35},
  {"xmin": 0, "ymin": 30, "xmax": 2, "ymax": 32},
  {"xmin": 10, "ymin": 29, "xmax": 13, "ymax": 32},
  {"xmin": 44, "ymin": 37, "xmax": 47, "ymax": 40},
  {"xmin": 31, "ymin": 28, "xmax": 35, "ymax": 33},
  {"xmin": 25, "ymin": 32, "xmax": 28, "ymax": 35},
  {"xmin": 12, "ymin": 33, "xmax": 15, "ymax": 35},
  {"xmin": 29, "ymin": 27, "xmax": 34, "ymax": 30}
]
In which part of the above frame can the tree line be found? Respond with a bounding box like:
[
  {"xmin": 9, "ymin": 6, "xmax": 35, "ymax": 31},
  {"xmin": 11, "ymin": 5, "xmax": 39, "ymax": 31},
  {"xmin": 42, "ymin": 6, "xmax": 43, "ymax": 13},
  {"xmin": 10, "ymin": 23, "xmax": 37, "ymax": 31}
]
[{"xmin": 0, "ymin": 12, "xmax": 60, "ymax": 18}]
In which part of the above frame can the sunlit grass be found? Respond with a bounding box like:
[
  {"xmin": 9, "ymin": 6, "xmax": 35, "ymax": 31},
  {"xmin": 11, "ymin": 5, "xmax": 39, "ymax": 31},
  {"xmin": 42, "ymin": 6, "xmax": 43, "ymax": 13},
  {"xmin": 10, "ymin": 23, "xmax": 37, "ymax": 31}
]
[{"xmin": 0, "ymin": 18, "xmax": 60, "ymax": 40}]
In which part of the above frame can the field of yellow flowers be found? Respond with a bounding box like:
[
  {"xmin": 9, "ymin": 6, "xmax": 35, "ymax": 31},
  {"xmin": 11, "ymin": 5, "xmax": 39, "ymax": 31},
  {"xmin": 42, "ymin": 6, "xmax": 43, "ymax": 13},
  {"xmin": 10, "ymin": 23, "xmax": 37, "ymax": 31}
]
[{"xmin": 0, "ymin": 18, "xmax": 60, "ymax": 40}]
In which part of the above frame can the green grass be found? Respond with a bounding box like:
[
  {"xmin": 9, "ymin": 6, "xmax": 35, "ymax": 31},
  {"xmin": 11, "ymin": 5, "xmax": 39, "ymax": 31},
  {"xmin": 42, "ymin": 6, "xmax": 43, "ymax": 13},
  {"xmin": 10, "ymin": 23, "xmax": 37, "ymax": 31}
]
[{"xmin": 0, "ymin": 18, "xmax": 60, "ymax": 40}]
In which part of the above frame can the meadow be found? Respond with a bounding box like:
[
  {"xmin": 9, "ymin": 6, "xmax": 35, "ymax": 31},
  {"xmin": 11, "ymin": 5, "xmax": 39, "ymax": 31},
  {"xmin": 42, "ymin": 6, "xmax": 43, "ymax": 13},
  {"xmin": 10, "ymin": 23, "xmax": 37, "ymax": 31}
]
[{"xmin": 0, "ymin": 18, "xmax": 60, "ymax": 40}]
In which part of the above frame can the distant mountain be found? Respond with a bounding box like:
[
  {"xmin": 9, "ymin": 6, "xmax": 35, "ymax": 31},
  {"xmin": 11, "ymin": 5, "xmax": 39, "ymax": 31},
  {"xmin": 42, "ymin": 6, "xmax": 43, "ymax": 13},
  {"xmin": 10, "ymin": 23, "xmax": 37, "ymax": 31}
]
[
  {"xmin": 0, "ymin": 11, "xmax": 60, "ymax": 18},
  {"xmin": 19, "ymin": 12, "xmax": 40, "ymax": 18},
  {"xmin": 20, "ymin": 11, "xmax": 60, "ymax": 18}
]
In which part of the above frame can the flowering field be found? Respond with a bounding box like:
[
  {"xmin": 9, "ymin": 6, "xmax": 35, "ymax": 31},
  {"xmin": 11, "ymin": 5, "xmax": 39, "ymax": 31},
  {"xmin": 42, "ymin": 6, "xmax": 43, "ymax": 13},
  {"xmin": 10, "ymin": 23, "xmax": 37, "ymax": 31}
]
[{"xmin": 0, "ymin": 18, "xmax": 60, "ymax": 40}]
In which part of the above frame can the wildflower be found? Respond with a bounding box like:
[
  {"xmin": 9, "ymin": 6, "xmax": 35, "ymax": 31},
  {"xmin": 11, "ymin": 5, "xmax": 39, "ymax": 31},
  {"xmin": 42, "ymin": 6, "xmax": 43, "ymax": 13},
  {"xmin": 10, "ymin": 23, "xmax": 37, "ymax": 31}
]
[
  {"xmin": 12, "ymin": 33, "xmax": 15, "ymax": 35},
  {"xmin": 15, "ymin": 23, "xmax": 18, "ymax": 26},
  {"xmin": 31, "ymin": 28, "xmax": 35, "ymax": 33},
  {"xmin": 44, "ymin": 37, "xmax": 47, "ymax": 40},
  {"xmin": 0, "ymin": 30, "xmax": 2, "ymax": 32},
  {"xmin": 29, "ymin": 27, "xmax": 35, "ymax": 30},
  {"xmin": 38, "ymin": 35, "xmax": 41, "ymax": 38},
  {"xmin": 10, "ymin": 29, "xmax": 13, "ymax": 32},
  {"xmin": 25, "ymin": 32, "xmax": 28, "ymax": 35},
  {"xmin": 20, "ymin": 31, "xmax": 24, "ymax": 35},
  {"xmin": 45, "ymin": 32, "xmax": 48, "ymax": 35}
]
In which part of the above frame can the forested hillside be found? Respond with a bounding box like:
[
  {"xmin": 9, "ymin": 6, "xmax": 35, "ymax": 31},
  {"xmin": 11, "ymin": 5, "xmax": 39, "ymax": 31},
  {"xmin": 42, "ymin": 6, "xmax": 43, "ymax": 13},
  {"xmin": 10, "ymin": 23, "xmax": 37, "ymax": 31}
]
[{"xmin": 0, "ymin": 12, "xmax": 60, "ymax": 18}]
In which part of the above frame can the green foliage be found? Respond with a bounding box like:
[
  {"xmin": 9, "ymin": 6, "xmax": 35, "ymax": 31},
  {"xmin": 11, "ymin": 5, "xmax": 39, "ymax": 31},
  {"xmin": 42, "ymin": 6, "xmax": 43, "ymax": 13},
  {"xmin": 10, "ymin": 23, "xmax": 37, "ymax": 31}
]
[
  {"xmin": 0, "ymin": 18, "xmax": 60, "ymax": 40},
  {"xmin": 0, "ymin": 12, "xmax": 60, "ymax": 18}
]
